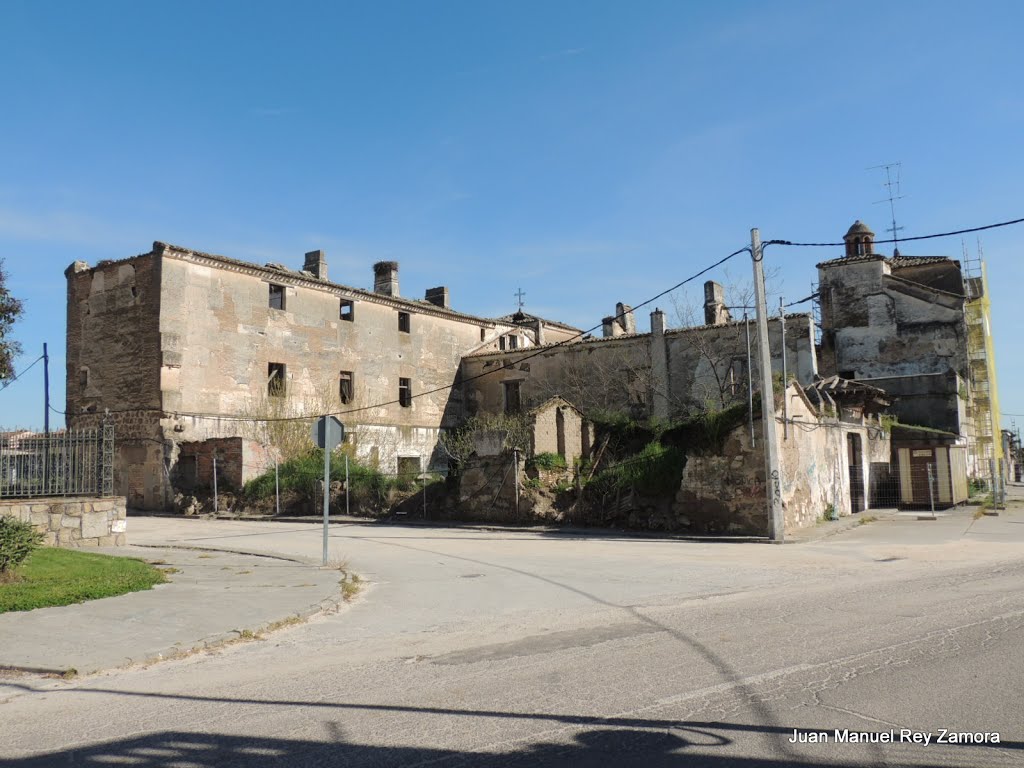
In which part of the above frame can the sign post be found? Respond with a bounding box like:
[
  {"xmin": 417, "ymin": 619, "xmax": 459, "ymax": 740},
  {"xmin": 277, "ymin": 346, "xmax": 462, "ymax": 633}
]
[{"xmin": 312, "ymin": 416, "xmax": 345, "ymax": 566}]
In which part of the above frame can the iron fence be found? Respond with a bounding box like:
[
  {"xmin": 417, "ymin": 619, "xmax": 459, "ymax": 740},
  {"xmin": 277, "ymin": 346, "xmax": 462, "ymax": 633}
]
[{"xmin": 0, "ymin": 425, "xmax": 114, "ymax": 499}]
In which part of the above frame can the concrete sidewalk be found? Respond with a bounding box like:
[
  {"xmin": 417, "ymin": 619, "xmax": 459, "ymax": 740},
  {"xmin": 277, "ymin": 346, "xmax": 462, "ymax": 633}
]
[{"xmin": 0, "ymin": 545, "xmax": 346, "ymax": 676}]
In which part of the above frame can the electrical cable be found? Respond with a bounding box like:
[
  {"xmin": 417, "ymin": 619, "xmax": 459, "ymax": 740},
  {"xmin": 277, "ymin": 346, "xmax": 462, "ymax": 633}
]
[
  {"xmin": 0, "ymin": 355, "xmax": 43, "ymax": 393},
  {"xmin": 766, "ymin": 215, "xmax": 1024, "ymax": 248}
]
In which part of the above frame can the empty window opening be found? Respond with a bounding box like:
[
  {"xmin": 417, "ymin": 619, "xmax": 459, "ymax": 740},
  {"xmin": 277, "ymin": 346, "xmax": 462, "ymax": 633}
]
[
  {"xmin": 499, "ymin": 335, "xmax": 506, "ymax": 351},
  {"xmin": 176, "ymin": 455, "xmax": 198, "ymax": 492},
  {"xmin": 480, "ymin": 328, "xmax": 486, "ymax": 342},
  {"xmin": 269, "ymin": 283, "xmax": 286, "ymax": 310},
  {"xmin": 339, "ymin": 371, "xmax": 354, "ymax": 404},
  {"xmin": 340, "ymin": 299, "xmax": 354, "ymax": 321},
  {"xmin": 504, "ymin": 380, "xmax": 522, "ymax": 414},
  {"xmin": 268, "ymin": 363, "xmax": 286, "ymax": 397},
  {"xmin": 79, "ymin": 368, "xmax": 89, "ymax": 389},
  {"xmin": 508, "ymin": 335, "xmax": 519, "ymax": 350},
  {"xmin": 398, "ymin": 311, "xmax": 410, "ymax": 333},
  {"xmin": 399, "ymin": 377, "xmax": 412, "ymax": 407},
  {"xmin": 397, "ymin": 456, "xmax": 422, "ymax": 484},
  {"xmin": 728, "ymin": 358, "xmax": 746, "ymax": 398}
]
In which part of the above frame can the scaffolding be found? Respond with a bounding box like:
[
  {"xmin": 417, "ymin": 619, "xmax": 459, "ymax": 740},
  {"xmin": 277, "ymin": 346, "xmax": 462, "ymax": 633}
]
[{"xmin": 962, "ymin": 247, "xmax": 1004, "ymax": 501}]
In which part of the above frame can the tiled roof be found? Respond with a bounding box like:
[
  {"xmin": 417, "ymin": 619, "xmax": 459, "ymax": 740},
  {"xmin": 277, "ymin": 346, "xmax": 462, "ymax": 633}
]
[
  {"xmin": 493, "ymin": 311, "xmax": 582, "ymax": 333},
  {"xmin": 815, "ymin": 253, "xmax": 886, "ymax": 268},
  {"xmin": 149, "ymin": 241, "xmax": 577, "ymax": 329},
  {"xmin": 817, "ymin": 253, "xmax": 958, "ymax": 270},
  {"xmin": 890, "ymin": 256, "xmax": 957, "ymax": 268}
]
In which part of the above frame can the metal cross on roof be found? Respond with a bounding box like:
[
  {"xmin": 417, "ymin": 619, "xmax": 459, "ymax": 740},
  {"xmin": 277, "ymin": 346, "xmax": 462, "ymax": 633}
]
[{"xmin": 514, "ymin": 287, "xmax": 526, "ymax": 309}]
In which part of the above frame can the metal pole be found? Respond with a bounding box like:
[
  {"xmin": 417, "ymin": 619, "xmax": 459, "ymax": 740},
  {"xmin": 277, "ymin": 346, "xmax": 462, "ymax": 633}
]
[
  {"xmin": 213, "ymin": 454, "xmax": 218, "ymax": 514},
  {"xmin": 274, "ymin": 457, "xmax": 280, "ymax": 516},
  {"xmin": 43, "ymin": 343, "xmax": 50, "ymax": 436},
  {"xmin": 744, "ymin": 311, "xmax": 754, "ymax": 446},
  {"xmin": 513, "ymin": 448, "xmax": 520, "ymax": 516},
  {"xmin": 43, "ymin": 343, "xmax": 50, "ymax": 493},
  {"xmin": 779, "ymin": 297, "xmax": 788, "ymax": 440},
  {"xmin": 322, "ymin": 446, "xmax": 330, "ymax": 566},
  {"xmin": 345, "ymin": 454, "xmax": 350, "ymax": 517},
  {"xmin": 751, "ymin": 229, "xmax": 785, "ymax": 542},
  {"xmin": 927, "ymin": 463, "xmax": 936, "ymax": 517}
]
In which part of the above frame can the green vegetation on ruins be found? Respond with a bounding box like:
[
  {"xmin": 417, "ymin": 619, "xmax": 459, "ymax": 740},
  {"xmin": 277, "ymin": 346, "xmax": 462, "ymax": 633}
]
[
  {"xmin": 582, "ymin": 401, "xmax": 751, "ymax": 498},
  {"xmin": 243, "ymin": 448, "xmax": 435, "ymax": 508}
]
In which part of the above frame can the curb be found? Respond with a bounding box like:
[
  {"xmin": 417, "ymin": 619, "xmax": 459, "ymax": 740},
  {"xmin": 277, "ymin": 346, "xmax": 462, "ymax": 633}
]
[
  {"xmin": 129, "ymin": 590, "xmax": 349, "ymax": 673},
  {"xmin": 0, "ymin": 545, "xmax": 360, "ymax": 680}
]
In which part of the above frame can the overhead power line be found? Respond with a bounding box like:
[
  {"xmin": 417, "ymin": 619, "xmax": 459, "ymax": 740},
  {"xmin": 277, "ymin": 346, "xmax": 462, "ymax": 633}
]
[
  {"xmin": 767, "ymin": 215, "xmax": 1024, "ymax": 248},
  {"xmin": 0, "ymin": 355, "xmax": 44, "ymax": 393}
]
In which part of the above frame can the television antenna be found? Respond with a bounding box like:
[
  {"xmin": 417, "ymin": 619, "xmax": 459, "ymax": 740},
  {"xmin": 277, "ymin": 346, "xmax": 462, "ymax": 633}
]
[{"xmin": 868, "ymin": 162, "xmax": 905, "ymax": 255}]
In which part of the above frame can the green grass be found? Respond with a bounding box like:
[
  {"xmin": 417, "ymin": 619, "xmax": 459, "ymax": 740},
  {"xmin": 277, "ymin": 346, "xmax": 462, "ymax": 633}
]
[{"xmin": 0, "ymin": 549, "xmax": 167, "ymax": 613}]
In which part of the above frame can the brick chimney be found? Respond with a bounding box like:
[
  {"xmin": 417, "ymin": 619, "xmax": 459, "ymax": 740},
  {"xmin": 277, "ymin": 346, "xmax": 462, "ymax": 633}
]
[
  {"xmin": 425, "ymin": 286, "xmax": 449, "ymax": 308},
  {"xmin": 304, "ymin": 250, "xmax": 327, "ymax": 280},
  {"xmin": 373, "ymin": 261, "xmax": 399, "ymax": 296},
  {"xmin": 703, "ymin": 281, "xmax": 731, "ymax": 325}
]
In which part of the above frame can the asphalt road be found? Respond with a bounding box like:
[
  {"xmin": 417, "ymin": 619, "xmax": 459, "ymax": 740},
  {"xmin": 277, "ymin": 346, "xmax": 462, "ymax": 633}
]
[{"xmin": 1, "ymin": 505, "xmax": 1023, "ymax": 767}]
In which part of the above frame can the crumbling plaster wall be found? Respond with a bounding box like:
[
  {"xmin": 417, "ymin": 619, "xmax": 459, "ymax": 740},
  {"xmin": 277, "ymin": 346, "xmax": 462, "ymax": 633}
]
[
  {"xmin": 819, "ymin": 259, "xmax": 967, "ymax": 381},
  {"xmin": 666, "ymin": 315, "xmax": 816, "ymax": 414},
  {"xmin": 66, "ymin": 245, "xmax": 546, "ymax": 510},
  {"xmin": 462, "ymin": 315, "xmax": 816, "ymax": 423},
  {"xmin": 775, "ymin": 389, "xmax": 882, "ymax": 528},
  {"xmin": 674, "ymin": 384, "xmax": 884, "ymax": 535},
  {"xmin": 157, "ymin": 253, "xmax": 490, "ymax": 477},
  {"xmin": 531, "ymin": 402, "xmax": 584, "ymax": 465}
]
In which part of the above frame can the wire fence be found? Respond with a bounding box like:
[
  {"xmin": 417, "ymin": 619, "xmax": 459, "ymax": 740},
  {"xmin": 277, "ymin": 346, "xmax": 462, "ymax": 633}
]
[{"xmin": 0, "ymin": 425, "xmax": 114, "ymax": 499}]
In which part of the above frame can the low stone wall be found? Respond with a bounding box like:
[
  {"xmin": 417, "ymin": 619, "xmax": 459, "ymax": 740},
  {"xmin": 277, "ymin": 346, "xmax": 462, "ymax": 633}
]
[{"xmin": 0, "ymin": 497, "xmax": 127, "ymax": 547}]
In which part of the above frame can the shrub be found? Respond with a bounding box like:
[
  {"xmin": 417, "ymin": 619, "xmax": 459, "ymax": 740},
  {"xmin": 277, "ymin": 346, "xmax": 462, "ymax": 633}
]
[
  {"xmin": 440, "ymin": 413, "xmax": 532, "ymax": 464},
  {"xmin": 242, "ymin": 449, "xmax": 415, "ymax": 508},
  {"xmin": 661, "ymin": 401, "xmax": 749, "ymax": 456},
  {"xmin": 0, "ymin": 517, "xmax": 45, "ymax": 573},
  {"xmin": 530, "ymin": 452, "xmax": 567, "ymax": 470},
  {"xmin": 586, "ymin": 441, "xmax": 686, "ymax": 497}
]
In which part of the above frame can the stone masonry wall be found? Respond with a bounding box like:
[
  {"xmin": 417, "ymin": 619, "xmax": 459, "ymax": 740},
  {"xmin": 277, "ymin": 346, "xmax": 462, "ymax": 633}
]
[
  {"xmin": 674, "ymin": 383, "xmax": 886, "ymax": 535},
  {"xmin": 1, "ymin": 496, "xmax": 127, "ymax": 547},
  {"xmin": 463, "ymin": 315, "xmax": 817, "ymax": 424}
]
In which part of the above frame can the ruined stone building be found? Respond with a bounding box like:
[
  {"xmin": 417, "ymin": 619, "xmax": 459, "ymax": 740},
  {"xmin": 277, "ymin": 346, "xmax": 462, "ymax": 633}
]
[
  {"xmin": 65, "ymin": 243, "xmax": 579, "ymax": 509},
  {"xmin": 816, "ymin": 220, "xmax": 999, "ymax": 477},
  {"xmin": 460, "ymin": 302, "xmax": 818, "ymax": 424},
  {"xmin": 64, "ymin": 217, "xmax": 1000, "ymax": 521}
]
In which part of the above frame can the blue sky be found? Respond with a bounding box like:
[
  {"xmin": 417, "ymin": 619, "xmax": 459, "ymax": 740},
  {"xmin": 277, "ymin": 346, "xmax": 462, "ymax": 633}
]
[{"xmin": 2, "ymin": 1, "xmax": 1023, "ymax": 431}]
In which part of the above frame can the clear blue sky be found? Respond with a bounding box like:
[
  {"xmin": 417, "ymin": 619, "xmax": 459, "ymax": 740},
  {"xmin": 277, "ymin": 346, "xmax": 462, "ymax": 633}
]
[{"xmin": 2, "ymin": 1, "xmax": 1022, "ymax": 431}]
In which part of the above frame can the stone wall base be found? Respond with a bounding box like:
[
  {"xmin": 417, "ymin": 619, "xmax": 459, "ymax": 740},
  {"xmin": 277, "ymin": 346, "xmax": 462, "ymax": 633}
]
[{"xmin": 0, "ymin": 497, "xmax": 127, "ymax": 547}]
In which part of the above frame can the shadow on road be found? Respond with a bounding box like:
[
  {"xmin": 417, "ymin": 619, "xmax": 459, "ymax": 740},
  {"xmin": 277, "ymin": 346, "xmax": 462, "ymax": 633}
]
[{"xmin": 2, "ymin": 726, "xmax": 1001, "ymax": 768}]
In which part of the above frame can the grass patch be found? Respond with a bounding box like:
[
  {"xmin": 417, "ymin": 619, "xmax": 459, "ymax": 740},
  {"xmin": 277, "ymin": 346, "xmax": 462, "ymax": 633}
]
[
  {"xmin": 341, "ymin": 572, "xmax": 362, "ymax": 602},
  {"xmin": 858, "ymin": 515, "xmax": 879, "ymax": 526},
  {"xmin": 0, "ymin": 549, "xmax": 166, "ymax": 613}
]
